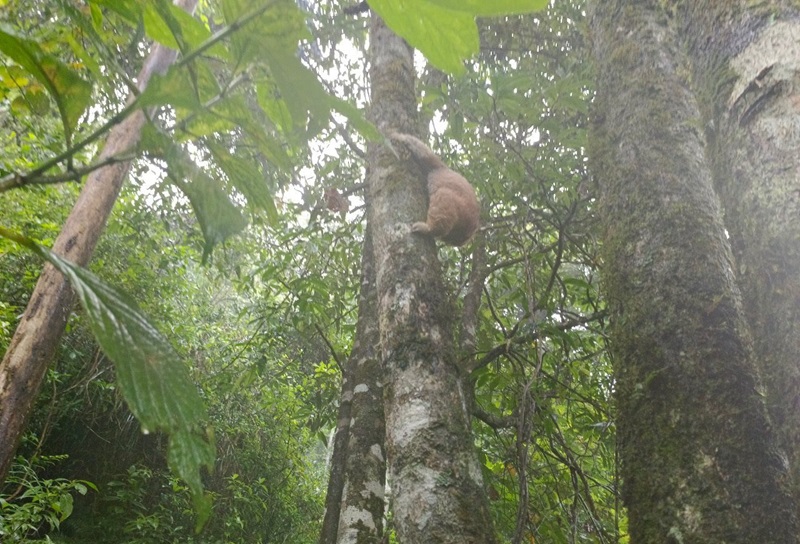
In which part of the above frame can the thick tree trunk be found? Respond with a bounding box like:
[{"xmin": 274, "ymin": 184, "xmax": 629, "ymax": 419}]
[
  {"xmin": 319, "ymin": 226, "xmax": 385, "ymax": 544},
  {"xmin": 366, "ymin": 14, "xmax": 497, "ymax": 544},
  {"xmin": 0, "ymin": 0, "xmax": 198, "ymax": 484},
  {"xmin": 589, "ymin": 1, "xmax": 797, "ymax": 541},
  {"xmin": 681, "ymin": 4, "xmax": 800, "ymax": 505}
]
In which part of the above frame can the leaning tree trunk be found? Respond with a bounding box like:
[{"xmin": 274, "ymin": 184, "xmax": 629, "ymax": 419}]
[
  {"xmin": 589, "ymin": 1, "xmax": 798, "ymax": 541},
  {"xmin": 0, "ymin": 0, "xmax": 198, "ymax": 484},
  {"xmin": 680, "ymin": 3, "xmax": 800, "ymax": 506},
  {"xmin": 366, "ymin": 14, "xmax": 497, "ymax": 544},
  {"xmin": 319, "ymin": 225, "xmax": 386, "ymax": 544}
]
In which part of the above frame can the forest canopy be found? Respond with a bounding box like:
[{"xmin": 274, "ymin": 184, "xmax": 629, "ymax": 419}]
[{"xmin": 3, "ymin": 0, "xmax": 798, "ymax": 543}]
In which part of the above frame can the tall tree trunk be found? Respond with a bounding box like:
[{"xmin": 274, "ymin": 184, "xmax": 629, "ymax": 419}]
[
  {"xmin": 589, "ymin": 1, "xmax": 797, "ymax": 541},
  {"xmin": 681, "ymin": 3, "xmax": 800, "ymax": 505},
  {"xmin": 366, "ymin": 14, "xmax": 497, "ymax": 544},
  {"xmin": 0, "ymin": 0, "xmax": 198, "ymax": 484},
  {"xmin": 319, "ymin": 226, "xmax": 385, "ymax": 544},
  {"xmin": 335, "ymin": 227, "xmax": 386, "ymax": 544}
]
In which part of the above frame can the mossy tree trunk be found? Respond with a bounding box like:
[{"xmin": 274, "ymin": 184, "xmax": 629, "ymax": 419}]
[
  {"xmin": 589, "ymin": 1, "xmax": 797, "ymax": 541},
  {"xmin": 681, "ymin": 3, "xmax": 800, "ymax": 507},
  {"xmin": 318, "ymin": 225, "xmax": 385, "ymax": 544},
  {"xmin": 365, "ymin": 14, "xmax": 497, "ymax": 544}
]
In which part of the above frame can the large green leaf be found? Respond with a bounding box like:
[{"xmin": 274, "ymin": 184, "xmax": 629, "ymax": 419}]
[
  {"xmin": 0, "ymin": 25, "xmax": 92, "ymax": 141},
  {"xmin": 45, "ymin": 247, "xmax": 207, "ymax": 432},
  {"xmin": 369, "ymin": 0, "xmax": 478, "ymax": 74},
  {"xmin": 88, "ymin": 0, "xmax": 142, "ymax": 23},
  {"xmin": 0, "ymin": 227, "xmax": 215, "ymax": 524},
  {"xmin": 143, "ymin": 0, "xmax": 207, "ymax": 50},
  {"xmin": 138, "ymin": 64, "xmax": 203, "ymax": 111},
  {"xmin": 222, "ymin": 0, "xmax": 308, "ymax": 69},
  {"xmin": 369, "ymin": 0, "xmax": 546, "ymax": 74},
  {"xmin": 428, "ymin": 0, "xmax": 547, "ymax": 15}
]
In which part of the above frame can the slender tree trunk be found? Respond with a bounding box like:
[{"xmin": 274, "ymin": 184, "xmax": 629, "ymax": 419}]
[
  {"xmin": 366, "ymin": 14, "xmax": 496, "ymax": 544},
  {"xmin": 319, "ymin": 358, "xmax": 355, "ymax": 544},
  {"xmin": 589, "ymin": 1, "xmax": 797, "ymax": 541},
  {"xmin": 681, "ymin": 3, "xmax": 800, "ymax": 505},
  {"xmin": 0, "ymin": 0, "xmax": 198, "ymax": 484},
  {"xmin": 335, "ymin": 227, "xmax": 385, "ymax": 544},
  {"xmin": 319, "ymin": 226, "xmax": 385, "ymax": 544}
]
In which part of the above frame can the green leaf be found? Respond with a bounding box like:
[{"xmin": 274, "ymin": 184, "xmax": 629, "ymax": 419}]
[
  {"xmin": 138, "ymin": 64, "xmax": 202, "ymax": 111},
  {"xmin": 167, "ymin": 148, "xmax": 249, "ymax": 262},
  {"xmin": 428, "ymin": 0, "xmax": 547, "ymax": 15},
  {"xmin": 0, "ymin": 227, "xmax": 214, "ymax": 524},
  {"xmin": 0, "ymin": 25, "xmax": 92, "ymax": 141},
  {"xmin": 168, "ymin": 429, "xmax": 215, "ymax": 531},
  {"xmin": 40, "ymin": 247, "xmax": 208, "ymax": 433},
  {"xmin": 142, "ymin": 0, "xmax": 212, "ymax": 52},
  {"xmin": 88, "ymin": 0, "xmax": 142, "ymax": 23},
  {"xmin": 208, "ymin": 142, "xmax": 279, "ymax": 224},
  {"xmin": 368, "ymin": 0, "xmax": 478, "ymax": 74},
  {"xmin": 369, "ymin": 0, "xmax": 545, "ymax": 73},
  {"xmin": 263, "ymin": 49, "xmax": 329, "ymax": 131},
  {"xmin": 223, "ymin": 0, "xmax": 308, "ymax": 69}
]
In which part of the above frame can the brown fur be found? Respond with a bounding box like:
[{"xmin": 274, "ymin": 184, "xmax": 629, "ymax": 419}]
[{"xmin": 390, "ymin": 132, "xmax": 480, "ymax": 246}]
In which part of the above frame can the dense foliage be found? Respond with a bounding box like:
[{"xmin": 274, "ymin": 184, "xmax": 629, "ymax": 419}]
[{"xmin": 0, "ymin": 0, "xmax": 617, "ymax": 542}]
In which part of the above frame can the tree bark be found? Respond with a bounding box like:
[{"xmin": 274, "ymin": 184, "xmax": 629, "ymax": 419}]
[
  {"xmin": 680, "ymin": 3, "xmax": 800, "ymax": 506},
  {"xmin": 366, "ymin": 14, "xmax": 497, "ymax": 544},
  {"xmin": 319, "ymin": 226, "xmax": 386, "ymax": 544},
  {"xmin": 0, "ymin": 0, "xmax": 198, "ymax": 484},
  {"xmin": 335, "ymin": 226, "xmax": 386, "ymax": 544},
  {"xmin": 589, "ymin": 1, "xmax": 798, "ymax": 541}
]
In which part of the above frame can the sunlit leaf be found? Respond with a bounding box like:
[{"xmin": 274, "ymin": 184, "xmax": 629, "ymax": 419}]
[
  {"xmin": 0, "ymin": 25, "xmax": 92, "ymax": 140},
  {"xmin": 429, "ymin": 0, "xmax": 547, "ymax": 15},
  {"xmin": 369, "ymin": 0, "xmax": 545, "ymax": 74},
  {"xmin": 368, "ymin": 0, "xmax": 478, "ymax": 74}
]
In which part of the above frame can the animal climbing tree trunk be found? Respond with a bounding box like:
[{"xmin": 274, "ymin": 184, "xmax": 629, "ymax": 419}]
[
  {"xmin": 680, "ymin": 4, "xmax": 800, "ymax": 508},
  {"xmin": 589, "ymin": 0, "xmax": 798, "ymax": 541},
  {"xmin": 366, "ymin": 14, "xmax": 497, "ymax": 544},
  {"xmin": 0, "ymin": 0, "xmax": 199, "ymax": 485}
]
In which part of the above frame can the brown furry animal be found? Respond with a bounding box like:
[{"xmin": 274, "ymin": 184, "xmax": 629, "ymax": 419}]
[{"xmin": 390, "ymin": 132, "xmax": 480, "ymax": 246}]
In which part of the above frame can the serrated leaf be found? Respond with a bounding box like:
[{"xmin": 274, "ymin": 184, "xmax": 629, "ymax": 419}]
[
  {"xmin": 33, "ymin": 246, "xmax": 208, "ymax": 433},
  {"xmin": 167, "ymin": 149, "xmax": 248, "ymax": 262},
  {"xmin": 0, "ymin": 227, "xmax": 215, "ymax": 527},
  {"xmin": 208, "ymin": 142, "xmax": 279, "ymax": 224},
  {"xmin": 0, "ymin": 25, "xmax": 92, "ymax": 140}
]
